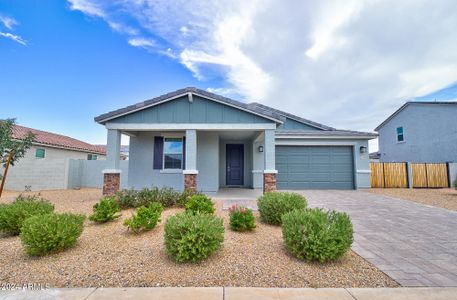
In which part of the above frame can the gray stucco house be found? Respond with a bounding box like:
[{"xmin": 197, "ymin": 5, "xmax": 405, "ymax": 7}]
[
  {"xmin": 375, "ymin": 101, "xmax": 457, "ymax": 163},
  {"xmin": 95, "ymin": 87, "xmax": 376, "ymax": 194}
]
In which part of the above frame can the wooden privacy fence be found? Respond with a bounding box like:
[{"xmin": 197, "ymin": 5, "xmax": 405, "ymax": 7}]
[{"xmin": 370, "ymin": 162, "xmax": 449, "ymax": 188}]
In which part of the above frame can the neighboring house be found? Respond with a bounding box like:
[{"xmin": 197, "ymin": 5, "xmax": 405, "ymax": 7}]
[
  {"xmin": 96, "ymin": 145, "xmax": 129, "ymax": 160},
  {"xmin": 11, "ymin": 125, "xmax": 106, "ymax": 160},
  {"xmin": 375, "ymin": 102, "xmax": 457, "ymax": 163},
  {"xmin": 369, "ymin": 151, "xmax": 381, "ymax": 162},
  {"xmin": 3, "ymin": 125, "xmax": 106, "ymax": 191},
  {"xmin": 95, "ymin": 87, "xmax": 376, "ymax": 194}
]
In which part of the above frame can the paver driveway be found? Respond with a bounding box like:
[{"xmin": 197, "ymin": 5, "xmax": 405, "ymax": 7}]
[{"xmin": 298, "ymin": 190, "xmax": 457, "ymax": 287}]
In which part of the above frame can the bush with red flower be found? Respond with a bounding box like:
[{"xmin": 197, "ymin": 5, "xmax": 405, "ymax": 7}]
[{"xmin": 228, "ymin": 204, "xmax": 256, "ymax": 232}]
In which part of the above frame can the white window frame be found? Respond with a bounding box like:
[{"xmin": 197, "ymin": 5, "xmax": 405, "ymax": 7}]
[{"xmin": 162, "ymin": 136, "xmax": 184, "ymax": 170}]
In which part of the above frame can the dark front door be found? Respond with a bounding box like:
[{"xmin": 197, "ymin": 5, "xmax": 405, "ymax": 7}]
[{"xmin": 226, "ymin": 144, "xmax": 244, "ymax": 186}]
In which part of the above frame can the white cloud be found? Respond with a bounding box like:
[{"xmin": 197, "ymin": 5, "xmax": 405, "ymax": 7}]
[
  {"xmin": 67, "ymin": 0, "xmax": 457, "ymax": 150},
  {"xmin": 128, "ymin": 37, "xmax": 155, "ymax": 48},
  {"xmin": 0, "ymin": 32, "xmax": 27, "ymax": 45},
  {"xmin": 0, "ymin": 16, "xmax": 17, "ymax": 30}
]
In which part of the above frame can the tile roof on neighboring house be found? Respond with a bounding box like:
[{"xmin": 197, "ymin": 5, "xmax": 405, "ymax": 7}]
[
  {"xmin": 375, "ymin": 101, "xmax": 457, "ymax": 131},
  {"xmin": 12, "ymin": 125, "xmax": 106, "ymax": 155}
]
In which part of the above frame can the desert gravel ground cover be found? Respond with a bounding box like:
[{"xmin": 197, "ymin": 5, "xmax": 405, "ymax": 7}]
[
  {"xmin": 369, "ymin": 188, "xmax": 457, "ymax": 212},
  {"xmin": 0, "ymin": 189, "xmax": 398, "ymax": 288}
]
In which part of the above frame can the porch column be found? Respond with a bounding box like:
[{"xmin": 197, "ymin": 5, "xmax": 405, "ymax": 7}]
[
  {"xmin": 183, "ymin": 129, "xmax": 198, "ymax": 191},
  {"xmin": 103, "ymin": 129, "xmax": 121, "ymax": 195},
  {"xmin": 263, "ymin": 129, "xmax": 277, "ymax": 193}
]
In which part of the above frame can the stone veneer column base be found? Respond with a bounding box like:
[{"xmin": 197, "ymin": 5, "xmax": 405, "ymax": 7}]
[
  {"xmin": 103, "ymin": 173, "xmax": 120, "ymax": 195},
  {"xmin": 263, "ymin": 173, "xmax": 277, "ymax": 193},
  {"xmin": 184, "ymin": 174, "xmax": 197, "ymax": 192}
]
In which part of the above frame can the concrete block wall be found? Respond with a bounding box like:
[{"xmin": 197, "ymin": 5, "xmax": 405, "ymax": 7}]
[
  {"xmin": 68, "ymin": 160, "xmax": 129, "ymax": 189},
  {"xmin": 3, "ymin": 158, "xmax": 128, "ymax": 192},
  {"xmin": 3, "ymin": 158, "xmax": 70, "ymax": 191}
]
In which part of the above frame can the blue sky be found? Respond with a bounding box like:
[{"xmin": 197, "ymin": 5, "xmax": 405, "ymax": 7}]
[{"xmin": 1, "ymin": 1, "xmax": 457, "ymax": 150}]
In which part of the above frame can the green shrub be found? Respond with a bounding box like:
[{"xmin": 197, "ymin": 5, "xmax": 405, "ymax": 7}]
[
  {"xmin": 89, "ymin": 197, "xmax": 121, "ymax": 223},
  {"xmin": 178, "ymin": 188, "xmax": 197, "ymax": 207},
  {"xmin": 124, "ymin": 202, "xmax": 164, "ymax": 233},
  {"xmin": 257, "ymin": 192, "xmax": 307, "ymax": 225},
  {"xmin": 0, "ymin": 195, "xmax": 54, "ymax": 235},
  {"xmin": 281, "ymin": 208, "xmax": 353, "ymax": 263},
  {"xmin": 20, "ymin": 213, "xmax": 85, "ymax": 256},
  {"xmin": 156, "ymin": 187, "xmax": 181, "ymax": 207},
  {"xmin": 229, "ymin": 204, "xmax": 256, "ymax": 232},
  {"xmin": 185, "ymin": 194, "xmax": 215, "ymax": 215},
  {"xmin": 116, "ymin": 188, "xmax": 138, "ymax": 208},
  {"xmin": 164, "ymin": 212, "xmax": 224, "ymax": 263},
  {"xmin": 453, "ymin": 178, "xmax": 457, "ymax": 190},
  {"xmin": 135, "ymin": 188, "xmax": 158, "ymax": 207}
]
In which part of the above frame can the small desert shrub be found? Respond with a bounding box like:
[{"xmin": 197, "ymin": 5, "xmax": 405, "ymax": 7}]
[
  {"xmin": 0, "ymin": 195, "xmax": 54, "ymax": 235},
  {"xmin": 185, "ymin": 194, "xmax": 215, "ymax": 215},
  {"xmin": 89, "ymin": 196, "xmax": 121, "ymax": 223},
  {"xmin": 178, "ymin": 188, "xmax": 197, "ymax": 207},
  {"xmin": 229, "ymin": 204, "xmax": 256, "ymax": 232},
  {"xmin": 124, "ymin": 202, "xmax": 164, "ymax": 233},
  {"xmin": 453, "ymin": 178, "xmax": 457, "ymax": 190},
  {"xmin": 164, "ymin": 212, "xmax": 224, "ymax": 263},
  {"xmin": 116, "ymin": 188, "xmax": 138, "ymax": 208},
  {"xmin": 281, "ymin": 208, "xmax": 353, "ymax": 263},
  {"xmin": 20, "ymin": 213, "xmax": 85, "ymax": 256},
  {"xmin": 257, "ymin": 192, "xmax": 307, "ymax": 225},
  {"xmin": 156, "ymin": 187, "xmax": 181, "ymax": 207}
]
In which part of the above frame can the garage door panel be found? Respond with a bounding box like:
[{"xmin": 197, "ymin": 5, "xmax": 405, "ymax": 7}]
[{"xmin": 276, "ymin": 146, "xmax": 354, "ymax": 190}]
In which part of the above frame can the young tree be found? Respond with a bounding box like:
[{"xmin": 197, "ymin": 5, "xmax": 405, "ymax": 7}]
[{"xmin": 0, "ymin": 119, "xmax": 35, "ymax": 197}]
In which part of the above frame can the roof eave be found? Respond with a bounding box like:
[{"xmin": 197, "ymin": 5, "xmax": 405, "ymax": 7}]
[{"xmin": 95, "ymin": 89, "xmax": 284, "ymax": 125}]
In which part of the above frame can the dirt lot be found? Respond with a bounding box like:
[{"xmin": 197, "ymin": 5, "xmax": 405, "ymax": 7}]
[
  {"xmin": 369, "ymin": 188, "xmax": 457, "ymax": 212},
  {"xmin": 0, "ymin": 189, "xmax": 397, "ymax": 288}
]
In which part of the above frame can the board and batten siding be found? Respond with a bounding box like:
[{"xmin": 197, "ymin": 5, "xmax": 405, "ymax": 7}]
[
  {"xmin": 277, "ymin": 118, "xmax": 322, "ymax": 131},
  {"xmin": 106, "ymin": 95, "xmax": 275, "ymax": 125}
]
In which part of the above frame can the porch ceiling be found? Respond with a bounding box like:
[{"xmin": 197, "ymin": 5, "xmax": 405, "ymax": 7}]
[{"xmin": 217, "ymin": 130, "xmax": 261, "ymax": 140}]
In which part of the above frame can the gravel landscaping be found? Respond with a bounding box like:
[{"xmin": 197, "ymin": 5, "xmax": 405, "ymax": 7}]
[
  {"xmin": 369, "ymin": 188, "xmax": 457, "ymax": 212},
  {"xmin": 0, "ymin": 189, "xmax": 398, "ymax": 288}
]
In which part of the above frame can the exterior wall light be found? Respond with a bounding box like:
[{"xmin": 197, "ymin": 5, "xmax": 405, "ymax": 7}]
[
  {"xmin": 258, "ymin": 146, "xmax": 264, "ymax": 152},
  {"xmin": 360, "ymin": 146, "xmax": 367, "ymax": 154}
]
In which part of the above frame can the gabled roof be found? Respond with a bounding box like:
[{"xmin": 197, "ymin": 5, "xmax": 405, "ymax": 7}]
[
  {"xmin": 375, "ymin": 101, "xmax": 457, "ymax": 131},
  {"xmin": 94, "ymin": 86, "xmax": 376, "ymax": 138},
  {"xmin": 247, "ymin": 102, "xmax": 335, "ymax": 131},
  {"xmin": 94, "ymin": 87, "xmax": 284, "ymax": 124},
  {"xmin": 12, "ymin": 125, "xmax": 106, "ymax": 155}
]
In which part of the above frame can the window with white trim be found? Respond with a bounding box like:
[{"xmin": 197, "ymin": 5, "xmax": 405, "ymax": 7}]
[
  {"xmin": 163, "ymin": 137, "xmax": 183, "ymax": 169},
  {"xmin": 396, "ymin": 126, "xmax": 404, "ymax": 142}
]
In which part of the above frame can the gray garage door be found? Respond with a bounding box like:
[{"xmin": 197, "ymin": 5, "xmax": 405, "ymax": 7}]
[{"xmin": 276, "ymin": 146, "xmax": 354, "ymax": 190}]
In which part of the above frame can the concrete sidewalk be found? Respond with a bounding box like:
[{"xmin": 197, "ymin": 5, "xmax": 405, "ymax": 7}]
[{"xmin": 1, "ymin": 287, "xmax": 457, "ymax": 300}]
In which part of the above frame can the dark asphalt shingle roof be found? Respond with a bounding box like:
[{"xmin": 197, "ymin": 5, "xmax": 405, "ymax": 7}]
[
  {"xmin": 94, "ymin": 87, "xmax": 284, "ymax": 124},
  {"xmin": 94, "ymin": 86, "xmax": 377, "ymax": 138},
  {"xmin": 247, "ymin": 102, "xmax": 335, "ymax": 130}
]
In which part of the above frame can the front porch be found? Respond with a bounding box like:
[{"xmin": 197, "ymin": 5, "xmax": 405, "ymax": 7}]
[{"xmin": 102, "ymin": 126, "xmax": 278, "ymax": 195}]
